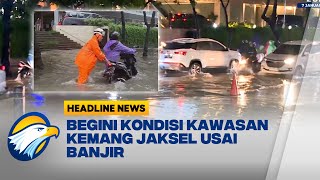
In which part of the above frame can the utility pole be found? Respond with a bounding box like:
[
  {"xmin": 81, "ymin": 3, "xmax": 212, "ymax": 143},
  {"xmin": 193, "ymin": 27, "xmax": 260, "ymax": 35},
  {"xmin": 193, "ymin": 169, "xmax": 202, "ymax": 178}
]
[
  {"xmin": 1, "ymin": 0, "xmax": 13, "ymax": 76},
  {"xmin": 190, "ymin": 0, "xmax": 200, "ymax": 38},
  {"xmin": 143, "ymin": 11, "xmax": 156, "ymax": 57},
  {"xmin": 282, "ymin": 0, "xmax": 286, "ymax": 29},
  {"xmin": 121, "ymin": 11, "xmax": 126, "ymax": 43}
]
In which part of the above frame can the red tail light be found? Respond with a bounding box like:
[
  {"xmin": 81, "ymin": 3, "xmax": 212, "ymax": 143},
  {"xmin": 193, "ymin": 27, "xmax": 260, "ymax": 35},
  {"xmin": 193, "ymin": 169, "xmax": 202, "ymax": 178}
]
[
  {"xmin": 174, "ymin": 51, "xmax": 187, "ymax": 56},
  {"xmin": 0, "ymin": 65, "xmax": 5, "ymax": 71},
  {"xmin": 182, "ymin": 18, "xmax": 187, "ymax": 22},
  {"xmin": 160, "ymin": 50, "xmax": 164, "ymax": 54},
  {"xmin": 171, "ymin": 18, "xmax": 175, "ymax": 22}
]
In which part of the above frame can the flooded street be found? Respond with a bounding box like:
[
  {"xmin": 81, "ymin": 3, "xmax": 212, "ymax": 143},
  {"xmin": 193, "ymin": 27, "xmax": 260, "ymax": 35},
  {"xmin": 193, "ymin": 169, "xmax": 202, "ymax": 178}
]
[
  {"xmin": 2, "ymin": 6, "xmax": 319, "ymax": 180},
  {"xmin": 31, "ymin": 72, "xmax": 300, "ymax": 137},
  {"xmin": 30, "ymin": 71, "xmax": 300, "ymax": 126},
  {"xmin": 15, "ymin": 72, "xmax": 302, "ymax": 180},
  {"xmin": 34, "ymin": 49, "xmax": 158, "ymax": 91},
  {"xmin": 1, "ymin": 69, "xmax": 305, "ymax": 180}
]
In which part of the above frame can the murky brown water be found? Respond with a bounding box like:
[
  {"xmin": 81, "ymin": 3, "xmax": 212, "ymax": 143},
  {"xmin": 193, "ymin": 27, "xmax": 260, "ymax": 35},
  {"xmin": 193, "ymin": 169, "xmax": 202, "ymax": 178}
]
[{"xmin": 34, "ymin": 49, "xmax": 158, "ymax": 91}]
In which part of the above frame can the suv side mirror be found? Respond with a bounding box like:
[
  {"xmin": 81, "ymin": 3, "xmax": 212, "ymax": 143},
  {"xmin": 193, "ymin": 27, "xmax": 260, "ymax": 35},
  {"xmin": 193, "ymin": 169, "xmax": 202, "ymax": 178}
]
[{"xmin": 303, "ymin": 51, "xmax": 310, "ymax": 56}]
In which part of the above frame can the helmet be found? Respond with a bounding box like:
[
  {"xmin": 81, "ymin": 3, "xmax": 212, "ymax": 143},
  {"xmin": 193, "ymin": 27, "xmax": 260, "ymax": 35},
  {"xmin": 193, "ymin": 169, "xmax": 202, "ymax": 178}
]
[
  {"xmin": 94, "ymin": 28, "xmax": 105, "ymax": 36},
  {"xmin": 110, "ymin": 31, "xmax": 120, "ymax": 40}
]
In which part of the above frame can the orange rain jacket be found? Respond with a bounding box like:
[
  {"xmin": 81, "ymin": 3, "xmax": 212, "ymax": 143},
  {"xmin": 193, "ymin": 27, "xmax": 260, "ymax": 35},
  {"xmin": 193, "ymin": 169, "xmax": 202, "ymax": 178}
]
[{"xmin": 75, "ymin": 35, "xmax": 106, "ymax": 70}]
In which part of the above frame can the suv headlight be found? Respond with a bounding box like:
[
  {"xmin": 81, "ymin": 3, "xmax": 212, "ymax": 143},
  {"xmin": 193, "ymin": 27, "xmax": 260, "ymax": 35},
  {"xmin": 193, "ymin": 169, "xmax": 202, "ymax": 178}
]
[{"xmin": 284, "ymin": 58, "xmax": 295, "ymax": 65}]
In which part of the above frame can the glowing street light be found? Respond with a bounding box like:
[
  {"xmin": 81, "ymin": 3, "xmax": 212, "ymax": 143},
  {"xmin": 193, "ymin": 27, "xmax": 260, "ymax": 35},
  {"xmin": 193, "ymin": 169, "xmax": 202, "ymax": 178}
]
[
  {"xmin": 283, "ymin": 0, "xmax": 287, "ymax": 29},
  {"xmin": 213, "ymin": 23, "xmax": 218, "ymax": 28}
]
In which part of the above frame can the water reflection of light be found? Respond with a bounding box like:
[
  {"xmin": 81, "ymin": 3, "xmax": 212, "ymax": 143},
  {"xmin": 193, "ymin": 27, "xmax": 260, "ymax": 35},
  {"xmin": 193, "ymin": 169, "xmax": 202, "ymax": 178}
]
[
  {"xmin": 238, "ymin": 89, "xmax": 247, "ymax": 107},
  {"xmin": 176, "ymin": 84, "xmax": 185, "ymax": 92},
  {"xmin": 237, "ymin": 74, "xmax": 254, "ymax": 91},
  {"xmin": 282, "ymin": 80, "xmax": 297, "ymax": 106},
  {"xmin": 147, "ymin": 98, "xmax": 158, "ymax": 106},
  {"xmin": 148, "ymin": 97, "xmax": 198, "ymax": 119},
  {"xmin": 147, "ymin": 98, "xmax": 158, "ymax": 116},
  {"xmin": 237, "ymin": 75, "xmax": 251, "ymax": 84},
  {"xmin": 177, "ymin": 96, "xmax": 187, "ymax": 119},
  {"xmin": 105, "ymin": 92, "xmax": 118, "ymax": 100},
  {"xmin": 178, "ymin": 96, "xmax": 185, "ymax": 107}
]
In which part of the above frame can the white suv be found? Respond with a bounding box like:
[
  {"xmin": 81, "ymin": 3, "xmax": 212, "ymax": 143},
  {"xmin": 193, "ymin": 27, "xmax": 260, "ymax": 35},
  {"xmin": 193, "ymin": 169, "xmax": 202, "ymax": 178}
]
[
  {"xmin": 261, "ymin": 41, "xmax": 320, "ymax": 76},
  {"xmin": 159, "ymin": 38, "xmax": 241, "ymax": 74}
]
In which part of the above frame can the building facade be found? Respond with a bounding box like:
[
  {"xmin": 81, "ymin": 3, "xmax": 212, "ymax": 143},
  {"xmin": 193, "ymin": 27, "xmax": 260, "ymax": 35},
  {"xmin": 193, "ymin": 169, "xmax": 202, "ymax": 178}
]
[{"xmin": 151, "ymin": 0, "xmax": 318, "ymax": 26}]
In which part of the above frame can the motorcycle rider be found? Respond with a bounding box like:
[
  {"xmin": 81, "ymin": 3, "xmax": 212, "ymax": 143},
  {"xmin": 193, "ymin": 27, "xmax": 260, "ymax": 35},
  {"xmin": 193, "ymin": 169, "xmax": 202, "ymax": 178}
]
[
  {"xmin": 238, "ymin": 40, "xmax": 261, "ymax": 73},
  {"xmin": 103, "ymin": 31, "xmax": 136, "ymax": 63},
  {"xmin": 75, "ymin": 28, "xmax": 111, "ymax": 85}
]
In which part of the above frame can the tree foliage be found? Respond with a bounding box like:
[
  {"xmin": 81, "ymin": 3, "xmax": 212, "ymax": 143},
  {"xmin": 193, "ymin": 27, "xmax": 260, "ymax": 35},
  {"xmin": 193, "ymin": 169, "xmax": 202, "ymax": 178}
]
[
  {"xmin": 219, "ymin": 0, "xmax": 231, "ymax": 47},
  {"xmin": 261, "ymin": 0, "xmax": 280, "ymax": 45},
  {"xmin": 143, "ymin": 11, "xmax": 156, "ymax": 56},
  {"xmin": 50, "ymin": 0, "xmax": 145, "ymax": 8}
]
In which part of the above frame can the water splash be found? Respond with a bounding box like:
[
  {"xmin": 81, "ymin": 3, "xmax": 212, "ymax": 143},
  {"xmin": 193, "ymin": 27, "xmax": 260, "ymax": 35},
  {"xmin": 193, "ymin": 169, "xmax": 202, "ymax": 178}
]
[
  {"xmin": 61, "ymin": 79, "xmax": 77, "ymax": 85},
  {"xmin": 114, "ymin": 81, "xmax": 126, "ymax": 91}
]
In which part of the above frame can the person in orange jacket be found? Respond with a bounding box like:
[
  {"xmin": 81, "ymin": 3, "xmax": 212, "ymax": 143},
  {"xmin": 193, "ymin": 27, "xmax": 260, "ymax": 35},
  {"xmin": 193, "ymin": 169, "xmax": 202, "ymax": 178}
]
[{"xmin": 75, "ymin": 28, "xmax": 111, "ymax": 85}]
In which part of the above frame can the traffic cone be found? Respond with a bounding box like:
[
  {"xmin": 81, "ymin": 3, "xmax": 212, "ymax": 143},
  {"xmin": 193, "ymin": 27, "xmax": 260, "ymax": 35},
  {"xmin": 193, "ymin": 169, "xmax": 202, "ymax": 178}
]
[{"xmin": 230, "ymin": 72, "xmax": 239, "ymax": 96}]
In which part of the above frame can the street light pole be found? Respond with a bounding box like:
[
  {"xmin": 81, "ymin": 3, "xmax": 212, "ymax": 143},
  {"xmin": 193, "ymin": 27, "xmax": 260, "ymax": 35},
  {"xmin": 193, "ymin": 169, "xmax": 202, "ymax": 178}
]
[{"xmin": 282, "ymin": 0, "xmax": 286, "ymax": 29}]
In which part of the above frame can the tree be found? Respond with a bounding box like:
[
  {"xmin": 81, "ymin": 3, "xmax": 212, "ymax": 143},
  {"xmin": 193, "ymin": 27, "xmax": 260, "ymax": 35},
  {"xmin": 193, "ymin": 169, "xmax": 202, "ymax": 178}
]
[
  {"xmin": 27, "ymin": 0, "xmax": 145, "ymax": 9},
  {"xmin": 261, "ymin": 0, "xmax": 280, "ymax": 46},
  {"xmin": 208, "ymin": 12, "xmax": 218, "ymax": 23},
  {"xmin": 1, "ymin": 0, "xmax": 14, "ymax": 76},
  {"xmin": 143, "ymin": 11, "xmax": 156, "ymax": 57},
  {"xmin": 146, "ymin": 0, "xmax": 168, "ymax": 17},
  {"xmin": 82, "ymin": 0, "xmax": 145, "ymax": 8},
  {"xmin": 120, "ymin": 11, "xmax": 126, "ymax": 43},
  {"xmin": 110, "ymin": 0, "xmax": 145, "ymax": 8},
  {"xmin": 219, "ymin": 0, "xmax": 231, "ymax": 47},
  {"xmin": 190, "ymin": 0, "xmax": 200, "ymax": 38}
]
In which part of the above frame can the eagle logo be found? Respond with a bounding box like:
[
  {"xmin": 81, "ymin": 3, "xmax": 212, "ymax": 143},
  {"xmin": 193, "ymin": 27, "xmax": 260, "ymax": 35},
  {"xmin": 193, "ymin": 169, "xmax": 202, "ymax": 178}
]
[{"xmin": 7, "ymin": 112, "xmax": 59, "ymax": 161}]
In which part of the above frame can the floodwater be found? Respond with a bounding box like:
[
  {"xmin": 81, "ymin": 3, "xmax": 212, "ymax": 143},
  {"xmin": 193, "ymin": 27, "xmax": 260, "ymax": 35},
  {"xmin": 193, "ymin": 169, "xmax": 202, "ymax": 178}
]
[
  {"xmin": 31, "ymin": 70, "xmax": 301, "ymax": 126},
  {"xmin": 34, "ymin": 49, "xmax": 158, "ymax": 91},
  {"xmin": 29, "ymin": 71, "xmax": 301, "ymax": 139},
  {"xmin": 0, "ymin": 67, "xmax": 307, "ymax": 180}
]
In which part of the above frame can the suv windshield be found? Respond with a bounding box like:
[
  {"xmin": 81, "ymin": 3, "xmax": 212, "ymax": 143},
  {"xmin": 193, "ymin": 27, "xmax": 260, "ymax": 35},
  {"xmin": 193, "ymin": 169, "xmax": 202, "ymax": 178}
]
[
  {"xmin": 164, "ymin": 42, "xmax": 196, "ymax": 50},
  {"xmin": 273, "ymin": 44, "xmax": 304, "ymax": 55},
  {"xmin": 276, "ymin": 15, "xmax": 304, "ymax": 27}
]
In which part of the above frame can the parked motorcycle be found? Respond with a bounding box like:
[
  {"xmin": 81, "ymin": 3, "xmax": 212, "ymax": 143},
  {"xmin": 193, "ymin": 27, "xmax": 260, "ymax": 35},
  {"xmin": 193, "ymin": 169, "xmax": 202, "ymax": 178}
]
[{"xmin": 103, "ymin": 54, "xmax": 138, "ymax": 83}]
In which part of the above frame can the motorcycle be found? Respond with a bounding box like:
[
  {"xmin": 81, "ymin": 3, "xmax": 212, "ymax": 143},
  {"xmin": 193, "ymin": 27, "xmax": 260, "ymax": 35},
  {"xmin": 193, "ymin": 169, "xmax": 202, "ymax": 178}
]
[
  {"xmin": 103, "ymin": 53, "xmax": 138, "ymax": 83},
  {"xmin": 238, "ymin": 41, "xmax": 262, "ymax": 74}
]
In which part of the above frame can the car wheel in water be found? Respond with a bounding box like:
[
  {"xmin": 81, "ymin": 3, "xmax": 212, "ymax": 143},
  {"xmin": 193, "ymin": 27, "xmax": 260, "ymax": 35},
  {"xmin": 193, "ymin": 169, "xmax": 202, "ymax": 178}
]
[
  {"xmin": 189, "ymin": 62, "xmax": 202, "ymax": 75},
  {"xmin": 252, "ymin": 62, "xmax": 261, "ymax": 73}
]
